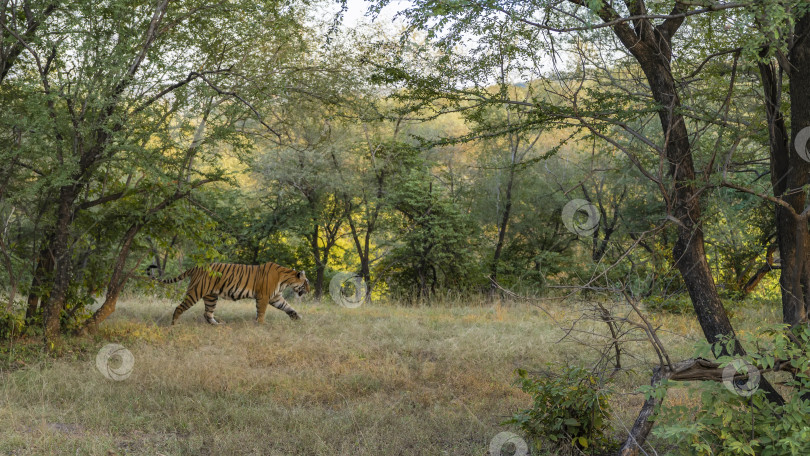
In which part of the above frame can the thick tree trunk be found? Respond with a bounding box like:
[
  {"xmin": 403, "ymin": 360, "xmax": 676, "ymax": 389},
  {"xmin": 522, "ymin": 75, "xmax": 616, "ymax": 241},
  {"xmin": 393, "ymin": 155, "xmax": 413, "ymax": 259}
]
[
  {"xmin": 42, "ymin": 184, "xmax": 79, "ymax": 343},
  {"xmin": 585, "ymin": 5, "xmax": 740, "ymax": 348},
  {"xmin": 758, "ymin": 52, "xmax": 810, "ymax": 326},
  {"xmin": 785, "ymin": 11, "xmax": 810, "ymax": 325},
  {"xmin": 757, "ymin": 19, "xmax": 810, "ymax": 327}
]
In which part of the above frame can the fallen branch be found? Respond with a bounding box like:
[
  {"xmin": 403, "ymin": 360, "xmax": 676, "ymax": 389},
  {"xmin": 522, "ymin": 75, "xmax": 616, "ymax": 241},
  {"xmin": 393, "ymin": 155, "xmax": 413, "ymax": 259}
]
[{"xmin": 619, "ymin": 356, "xmax": 796, "ymax": 455}]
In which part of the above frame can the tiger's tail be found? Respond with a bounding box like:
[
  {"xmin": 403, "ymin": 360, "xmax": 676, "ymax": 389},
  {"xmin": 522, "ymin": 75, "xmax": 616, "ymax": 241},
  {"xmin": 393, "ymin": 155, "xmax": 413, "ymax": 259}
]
[{"xmin": 146, "ymin": 265, "xmax": 195, "ymax": 284}]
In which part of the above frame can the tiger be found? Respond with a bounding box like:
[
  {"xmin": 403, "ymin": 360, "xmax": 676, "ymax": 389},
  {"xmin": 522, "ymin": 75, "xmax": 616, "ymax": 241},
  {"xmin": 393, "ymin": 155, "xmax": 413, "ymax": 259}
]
[{"xmin": 147, "ymin": 261, "xmax": 310, "ymax": 325}]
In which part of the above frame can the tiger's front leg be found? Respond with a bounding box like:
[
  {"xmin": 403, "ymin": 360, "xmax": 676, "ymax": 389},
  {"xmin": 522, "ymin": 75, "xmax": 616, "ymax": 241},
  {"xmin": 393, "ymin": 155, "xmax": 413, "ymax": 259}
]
[
  {"xmin": 255, "ymin": 297, "xmax": 269, "ymax": 324},
  {"xmin": 203, "ymin": 294, "xmax": 220, "ymax": 325},
  {"xmin": 270, "ymin": 295, "xmax": 300, "ymax": 320}
]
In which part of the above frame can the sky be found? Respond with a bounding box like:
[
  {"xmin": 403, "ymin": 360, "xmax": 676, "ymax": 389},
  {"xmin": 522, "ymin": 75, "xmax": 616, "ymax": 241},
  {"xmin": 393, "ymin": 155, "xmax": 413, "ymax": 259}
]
[
  {"xmin": 337, "ymin": 0, "xmax": 410, "ymax": 28},
  {"xmin": 328, "ymin": 0, "xmax": 565, "ymax": 83}
]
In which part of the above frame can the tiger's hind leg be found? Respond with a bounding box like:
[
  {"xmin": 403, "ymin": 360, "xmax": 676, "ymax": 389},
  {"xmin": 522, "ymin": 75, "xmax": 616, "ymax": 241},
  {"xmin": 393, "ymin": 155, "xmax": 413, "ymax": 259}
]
[
  {"xmin": 172, "ymin": 291, "xmax": 199, "ymax": 325},
  {"xmin": 203, "ymin": 294, "xmax": 221, "ymax": 325}
]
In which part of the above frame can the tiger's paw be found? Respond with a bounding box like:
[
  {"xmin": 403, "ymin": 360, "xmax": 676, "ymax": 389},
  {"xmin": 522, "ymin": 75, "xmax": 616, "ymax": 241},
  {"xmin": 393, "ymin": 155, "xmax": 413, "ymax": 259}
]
[
  {"xmin": 288, "ymin": 312, "xmax": 301, "ymax": 321},
  {"xmin": 204, "ymin": 315, "xmax": 220, "ymax": 325}
]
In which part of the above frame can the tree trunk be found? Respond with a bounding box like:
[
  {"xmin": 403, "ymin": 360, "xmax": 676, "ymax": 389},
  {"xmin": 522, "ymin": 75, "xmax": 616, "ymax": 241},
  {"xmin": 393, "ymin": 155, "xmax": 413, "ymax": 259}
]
[
  {"xmin": 359, "ymin": 250, "xmax": 371, "ymax": 288},
  {"xmin": 79, "ymin": 223, "xmax": 141, "ymax": 335},
  {"xmin": 0, "ymin": 236, "xmax": 17, "ymax": 310},
  {"xmin": 489, "ymin": 159, "xmax": 515, "ymax": 298},
  {"xmin": 310, "ymin": 224, "xmax": 325, "ymax": 299},
  {"xmin": 599, "ymin": 7, "xmax": 787, "ymax": 453},
  {"xmin": 347, "ymin": 212, "xmax": 373, "ymax": 289},
  {"xmin": 25, "ymin": 241, "xmax": 53, "ymax": 320},
  {"xmin": 79, "ymin": 181, "xmax": 213, "ymax": 332},
  {"xmin": 757, "ymin": 18, "xmax": 810, "ymax": 327},
  {"xmin": 742, "ymin": 244, "xmax": 779, "ymax": 295},
  {"xmin": 314, "ymin": 263, "xmax": 325, "ymax": 299},
  {"xmin": 629, "ymin": 43, "xmax": 738, "ymax": 349},
  {"xmin": 618, "ymin": 367, "xmax": 666, "ymax": 456},
  {"xmin": 42, "ymin": 184, "xmax": 79, "ymax": 343},
  {"xmin": 786, "ymin": 11, "xmax": 810, "ymax": 325}
]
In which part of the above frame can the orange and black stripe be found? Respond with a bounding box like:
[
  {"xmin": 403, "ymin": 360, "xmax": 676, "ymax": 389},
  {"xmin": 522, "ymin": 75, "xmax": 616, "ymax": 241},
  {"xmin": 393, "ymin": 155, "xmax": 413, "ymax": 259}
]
[{"xmin": 148, "ymin": 261, "xmax": 309, "ymax": 325}]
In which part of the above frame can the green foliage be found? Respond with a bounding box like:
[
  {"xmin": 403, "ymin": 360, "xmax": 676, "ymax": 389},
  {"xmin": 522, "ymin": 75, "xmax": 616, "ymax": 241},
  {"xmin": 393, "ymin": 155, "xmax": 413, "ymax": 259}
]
[
  {"xmin": 0, "ymin": 308, "xmax": 25, "ymax": 340},
  {"xmin": 703, "ymin": 189, "xmax": 775, "ymax": 297},
  {"xmin": 0, "ymin": 0, "xmax": 338, "ymax": 335},
  {"xmin": 379, "ymin": 144, "xmax": 482, "ymax": 299},
  {"xmin": 507, "ymin": 365, "xmax": 617, "ymax": 454},
  {"xmin": 655, "ymin": 327, "xmax": 810, "ymax": 455},
  {"xmin": 0, "ymin": 0, "xmax": 801, "ymax": 344}
]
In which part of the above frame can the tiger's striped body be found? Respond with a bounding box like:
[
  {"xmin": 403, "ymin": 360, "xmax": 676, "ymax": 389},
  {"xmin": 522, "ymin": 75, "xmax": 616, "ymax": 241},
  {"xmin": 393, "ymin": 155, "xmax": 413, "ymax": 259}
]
[{"xmin": 149, "ymin": 262, "xmax": 309, "ymax": 325}]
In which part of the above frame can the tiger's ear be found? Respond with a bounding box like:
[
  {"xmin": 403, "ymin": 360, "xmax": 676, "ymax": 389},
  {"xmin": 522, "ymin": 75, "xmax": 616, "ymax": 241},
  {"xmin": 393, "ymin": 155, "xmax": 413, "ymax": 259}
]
[{"xmin": 297, "ymin": 271, "xmax": 306, "ymax": 279}]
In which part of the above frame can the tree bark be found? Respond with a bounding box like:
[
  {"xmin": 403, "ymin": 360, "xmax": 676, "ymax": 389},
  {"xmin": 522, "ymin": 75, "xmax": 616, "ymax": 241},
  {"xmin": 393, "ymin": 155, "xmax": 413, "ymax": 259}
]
[
  {"xmin": 25, "ymin": 240, "xmax": 53, "ymax": 320},
  {"xmin": 310, "ymin": 224, "xmax": 325, "ymax": 299},
  {"xmin": 42, "ymin": 184, "xmax": 79, "ymax": 342},
  {"xmin": 0, "ymin": 235, "xmax": 17, "ymax": 310},
  {"xmin": 758, "ymin": 48, "xmax": 810, "ymax": 326},
  {"xmin": 489, "ymin": 155, "xmax": 516, "ymax": 297},
  {"xmin": 79, "ymin": 223, "xmax": 141, "ymax": 335},
  {"xmin": 785, "ymin": 11, "xmax": 810, "ymax": 325},
  {"xmin": 618, "ymin": 366, "xmax": 666, "ymax": 456},
  {"xmin": 618, "ymin": 356, "xmax": 795, "ymax": 456},
  {"xmin": 347, "ymin": 214, "xmax": 373, "ymax": 288},
  {"xmin": 79, "ymin": 179, "xmax": 214, "ymax": 333}
]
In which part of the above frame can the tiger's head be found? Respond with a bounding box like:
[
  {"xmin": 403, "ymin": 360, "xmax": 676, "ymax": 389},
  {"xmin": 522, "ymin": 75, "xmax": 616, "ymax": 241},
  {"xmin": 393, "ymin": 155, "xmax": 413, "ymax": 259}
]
[{"xmin": 291, "ymin": 270, "xmax": 310, "ymax": 297}]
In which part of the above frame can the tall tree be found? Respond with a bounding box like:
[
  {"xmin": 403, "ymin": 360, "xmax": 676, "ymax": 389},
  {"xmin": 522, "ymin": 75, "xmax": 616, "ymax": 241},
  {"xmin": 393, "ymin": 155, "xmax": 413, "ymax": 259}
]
[
  {"xmin": 755, "ymin": 5, "xmax": 810, "ymax": 326},
  {"xmin": 1, "ymin": 0, "xmax": 317, "ymax": 341}
]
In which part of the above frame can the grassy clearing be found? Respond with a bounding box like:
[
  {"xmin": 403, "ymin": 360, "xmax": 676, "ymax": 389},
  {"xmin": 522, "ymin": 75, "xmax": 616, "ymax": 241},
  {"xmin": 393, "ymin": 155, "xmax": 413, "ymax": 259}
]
[{"xmin": 0, "ymin": 294, "xmax": 782, "ymax": 455}]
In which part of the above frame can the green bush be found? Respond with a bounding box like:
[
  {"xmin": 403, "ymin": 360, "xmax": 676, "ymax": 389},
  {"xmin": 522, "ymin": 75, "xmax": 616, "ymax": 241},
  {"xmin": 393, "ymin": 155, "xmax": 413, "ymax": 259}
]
[
  {"xmin": 0, "ymin": 308, "xmax": 25, "ymax": 340},
  {"xmin": 507, "ymin": 365, "xmax": 616, "ymax": 454},
  {"xmin": 654, "ymin": 326, "xmax": 810, "ymax": 455}
]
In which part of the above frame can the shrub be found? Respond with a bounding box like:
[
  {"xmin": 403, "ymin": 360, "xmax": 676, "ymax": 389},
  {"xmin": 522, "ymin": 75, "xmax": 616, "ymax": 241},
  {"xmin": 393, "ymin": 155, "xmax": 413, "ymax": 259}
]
[
  {"xmin": 0, "ymin": 308, "xmax": 24, "ymax": 340},
  {"xmin": 507, "ymin": 365, "xmax": 617, "ymax": 454},
  {"xmin": 654, "ymin": 326, "xmax": 810, "ymax": 455}
]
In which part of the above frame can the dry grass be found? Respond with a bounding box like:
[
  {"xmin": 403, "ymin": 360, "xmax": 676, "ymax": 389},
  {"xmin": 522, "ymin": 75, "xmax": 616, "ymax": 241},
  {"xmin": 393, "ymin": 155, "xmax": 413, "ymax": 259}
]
[{"xmin": 0, "ymin": 294, "xmax": 781, "ymax": 455}]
